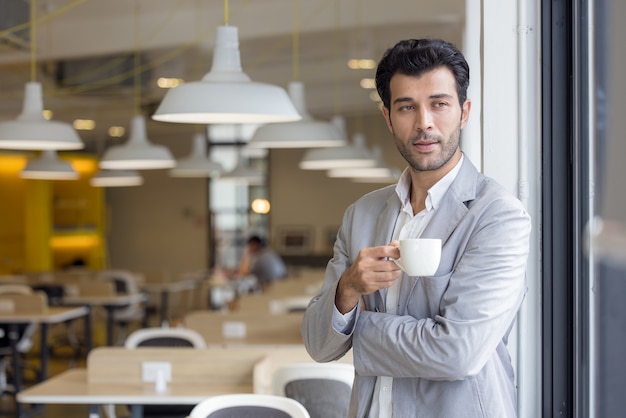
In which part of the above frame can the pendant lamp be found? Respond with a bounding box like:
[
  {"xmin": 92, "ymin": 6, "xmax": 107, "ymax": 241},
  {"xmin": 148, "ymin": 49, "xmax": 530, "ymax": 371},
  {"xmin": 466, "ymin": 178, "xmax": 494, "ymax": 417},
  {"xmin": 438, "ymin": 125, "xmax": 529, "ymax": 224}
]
[
  {"xmin": 0, "ymin": 0, "xmax": 83, "ymax": 150},
  {"xmin": 152, "ymin": 25, "xmax": 300, "ymax": 124},
  {"xmin": 327, "ymin": 146, "xmax": 396, "ymax": 179},
  {"xmin": 90, "ymin": 170, "xmax": 143, "ymax": 187},
  {"xmin": 299, "ymin": 132, "xmax": 376, "ymax": 170},
  {"xmin": 170, "ymin": 133, "xmax": 223, "ymax": 178},
  {"xmin": 221, "ymin": 152, "xmax": 263, "ymax": 186},
  {"xmin": 99, "ymin": 115, "xmax": 175, "ymax": 170},
  {"xmin": 0, "ymin": 82, "xmax": 84, "ymax": 150},
  {"xmin": 247, "ymin": 81, "xmax": 346, "ymax": 149},
  {"xmin": 351, "ymin": 168, "xmax": 402, "ymax": 184},
  {"xmin": 20, "ymin": 150, "xmax": 79, "ymax": 180}
]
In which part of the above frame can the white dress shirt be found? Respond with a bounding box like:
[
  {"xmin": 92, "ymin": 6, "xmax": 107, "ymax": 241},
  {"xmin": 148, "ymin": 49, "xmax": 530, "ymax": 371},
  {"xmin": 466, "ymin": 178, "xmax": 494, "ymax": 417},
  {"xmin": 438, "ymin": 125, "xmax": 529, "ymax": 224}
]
[{"xmin": 333, "ymin": 155, "xmax": 464, "ymax": 417}]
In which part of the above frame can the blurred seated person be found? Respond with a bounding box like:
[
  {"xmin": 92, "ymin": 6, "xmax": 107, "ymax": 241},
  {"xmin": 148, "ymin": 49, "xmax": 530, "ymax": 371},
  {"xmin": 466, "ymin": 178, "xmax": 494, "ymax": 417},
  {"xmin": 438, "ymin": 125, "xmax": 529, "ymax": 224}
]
[{"xmin": 237, "ymin": 235, "xmax": 287, "ymax": 292}]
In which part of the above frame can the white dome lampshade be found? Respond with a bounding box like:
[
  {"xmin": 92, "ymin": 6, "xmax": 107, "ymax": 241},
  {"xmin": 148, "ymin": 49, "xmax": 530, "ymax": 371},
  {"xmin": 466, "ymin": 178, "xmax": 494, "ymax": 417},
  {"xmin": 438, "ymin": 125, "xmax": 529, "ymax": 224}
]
[
  {"xmin": 299, "ymin": 132, "xmax": 376, "ymax": 170},
  {"xmin": 100, "ymin": 115, "xmax": 175, "ymax": 170},
  {"xmin": 247, "ymin": 81, "xmax": 346, "ymax": 149},
  {"xmin": 0, "ymin": 82, "xmax": 84, "ymax": 150},
  {"xmin": 221, "ymin": 154, "xmax": 263, "ymax": 186},
  {"xmin": 152, "ymin": 26, "xmax": 301, "ymax": 125},
  {"xmin": 327, "ymin": 146, "xmax": 395, "ymax": 179},
  {"xmin": 90, "ymin": 170, "xmax": 143, "ymax": 187},
  {"xmin": 20, "ymin": 150, "xmax": 79, "ymax": 180},
  {"xmin": 170, "ymin": 133, "xmax": 223, "ymax": 178},
  {"xmin": 351, "ymin": 167, "xmax": 402, "ymax": 184}
]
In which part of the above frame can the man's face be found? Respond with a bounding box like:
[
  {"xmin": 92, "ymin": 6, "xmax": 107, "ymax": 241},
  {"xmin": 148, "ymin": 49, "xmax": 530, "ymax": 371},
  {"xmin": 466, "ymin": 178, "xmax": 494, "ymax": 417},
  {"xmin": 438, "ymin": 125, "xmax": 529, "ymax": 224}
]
[{"xmin": 382, "ymin": 67, "xmax": 470, "ymax": 174}]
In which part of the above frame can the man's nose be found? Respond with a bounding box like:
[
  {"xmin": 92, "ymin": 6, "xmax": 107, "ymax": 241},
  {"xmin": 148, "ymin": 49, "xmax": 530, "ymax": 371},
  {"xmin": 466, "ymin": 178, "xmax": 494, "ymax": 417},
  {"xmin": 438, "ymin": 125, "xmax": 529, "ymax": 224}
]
[{"xmin": 414, "ymin": 107, "xmax": 434, "ymax": 132}]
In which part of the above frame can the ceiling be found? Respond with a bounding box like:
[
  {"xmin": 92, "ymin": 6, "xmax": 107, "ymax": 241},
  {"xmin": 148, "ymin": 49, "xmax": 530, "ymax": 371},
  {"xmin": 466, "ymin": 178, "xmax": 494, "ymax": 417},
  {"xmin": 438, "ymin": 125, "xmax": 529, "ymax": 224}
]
[{"xmin": 0, "ymin": 0, "xmax": 465, "ymax": 152}]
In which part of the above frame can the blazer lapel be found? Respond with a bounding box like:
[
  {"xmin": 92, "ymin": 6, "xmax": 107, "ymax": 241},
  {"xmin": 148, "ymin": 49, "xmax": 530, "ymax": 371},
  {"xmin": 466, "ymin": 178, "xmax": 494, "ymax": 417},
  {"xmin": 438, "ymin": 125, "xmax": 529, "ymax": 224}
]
[
  {"xmin": 397, "ymin": 158, "xmax": 482, "ymax": 312},
  {"xmin": 421, "ymin": 157, "xmax": 481, "ymax": 244},
  {"xmin": 368, "ymin": 189, "xmax": 402, "ymax": 311}
]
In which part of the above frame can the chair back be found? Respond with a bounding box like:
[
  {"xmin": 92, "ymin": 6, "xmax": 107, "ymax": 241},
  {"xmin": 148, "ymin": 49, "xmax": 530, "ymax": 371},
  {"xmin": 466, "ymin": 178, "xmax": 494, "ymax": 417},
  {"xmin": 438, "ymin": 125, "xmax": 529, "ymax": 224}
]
[
  {"xmin": 0, "ymin": 291, "xmax": 46, "ymax": 353},
  {"xmin": 124, "ymin": 327, "xmax": 206, "ymax": 348},
  {"xmin": 0, "ymin": 284, "xmax": 33, "ymax": 295},
  {"xmin": 0, "ymin": 292, "xmax": 47, "ymax": 314},
  {"xmin": 96, "ymin": 270, "xmax": 144, "ymax": 321},
  {"xmin": 188, "ymin": 394, "xmax": 310, "ymax": 418},
  {"xmin": 271, "ymin": 363, "xmax": 354, "ymax": 418},
  {"xmin": 96, "ymin": 270, "xmax": 141, "ymax": 295}
]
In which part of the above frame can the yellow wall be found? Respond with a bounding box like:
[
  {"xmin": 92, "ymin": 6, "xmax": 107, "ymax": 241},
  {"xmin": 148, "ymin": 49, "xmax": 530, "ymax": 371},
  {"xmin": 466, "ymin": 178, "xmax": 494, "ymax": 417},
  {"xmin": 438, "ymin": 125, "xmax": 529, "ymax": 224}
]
[
  {"xmin": 0, "ymin": 152, "xmax": 106, "ymax": 274},
  {"xmin": 0, "ymin": 154, "xmax": 28, "ymax": 273}
]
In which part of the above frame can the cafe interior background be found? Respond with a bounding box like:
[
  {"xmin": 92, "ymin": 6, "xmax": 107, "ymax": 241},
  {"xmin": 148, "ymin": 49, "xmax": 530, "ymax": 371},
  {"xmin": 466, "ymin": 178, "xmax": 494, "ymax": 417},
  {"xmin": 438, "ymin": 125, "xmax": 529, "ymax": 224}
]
[
  {"xmin": 0, "ymin": 0, "xmax": 467, "ymax": 277},
  {"xmin": 6, "ymin": 1, "xmax": 626, "ymax": 416}
]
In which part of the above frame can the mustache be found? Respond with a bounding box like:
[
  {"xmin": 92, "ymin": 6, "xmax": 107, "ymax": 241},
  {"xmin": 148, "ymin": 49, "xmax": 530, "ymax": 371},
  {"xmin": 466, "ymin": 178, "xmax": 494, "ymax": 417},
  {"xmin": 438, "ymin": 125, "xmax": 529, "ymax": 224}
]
[{"xmin": 410, "ymin": 131, "xmax": 439, "ymax": 142}]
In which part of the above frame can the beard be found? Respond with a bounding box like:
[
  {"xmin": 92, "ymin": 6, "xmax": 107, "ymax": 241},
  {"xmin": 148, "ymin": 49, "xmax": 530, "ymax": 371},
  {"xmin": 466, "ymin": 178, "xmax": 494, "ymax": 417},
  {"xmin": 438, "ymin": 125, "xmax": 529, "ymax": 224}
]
[{"xmin": 393, "ymin": 123, "xmax": 462, "ymax": 172}]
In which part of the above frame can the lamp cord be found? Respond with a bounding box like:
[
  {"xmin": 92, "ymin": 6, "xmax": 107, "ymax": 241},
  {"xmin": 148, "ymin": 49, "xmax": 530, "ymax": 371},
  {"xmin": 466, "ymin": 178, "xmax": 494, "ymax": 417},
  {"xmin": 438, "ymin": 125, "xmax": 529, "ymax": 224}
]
[
  {"xmin": 355, "ymin": 0, "xmax": 363, "ymax": 134},
  {"xmin": 30, "ymin": 0, "xmax": 37, "ymax": 82},
  {"xmin": 134, "ymin": 1, "xmax": 141, "ymax": 115},
  {"xmin": 292, "ymin": 0, "xmax": 299, "ymax": 81},
  {"xmin": 224, "ymin": 0, "xmax": 229, "ymax": 25},
  {"xmin": 0, "ymin": 0, "xmax": 85, "ymax": 41},
  {"xmin": 333, "ymin": 0, "xmax": 341, "ymax": 115}
]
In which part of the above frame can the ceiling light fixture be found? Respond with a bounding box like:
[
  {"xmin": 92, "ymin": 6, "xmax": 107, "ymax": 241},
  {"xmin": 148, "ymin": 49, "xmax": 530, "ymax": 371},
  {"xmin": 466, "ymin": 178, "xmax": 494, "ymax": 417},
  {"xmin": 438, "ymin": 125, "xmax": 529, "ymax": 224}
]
[
  {"xmin": 0, "ymin": 0, "xmax": 83, "ymax": 151},
  {"xmin": 299, "ymin": 131, "xmax": 376, "ymax": 170},
  {"xmin": 351, "ymin": 168, "xmax": 402, "ymax": 184},
  {"xmin": 247, "ymin": 81, "xmax": 346, "ymax": 149},
  {"xmin": 20, "ymin": 150, "xmax": 79, "ymax": 180},
  {"xmin": 100, "ymin": 115, "xmax": 175, "ymax": 170},
  {"xmin": 247, "ymin": 1, "xmax": 343, "ymax": 148},
  {"xmin": 326, "ymin": 146, "xmax": 396, "ymax": 179},
  {"xmin": 90, "ymin": 169, "xmax": 144, "ymax": 187},
  {"xmin": 170, "ymin": 133, "xmax": 223, "ymax": 178},
  {"xmin": 221, "ymin": 152, "xmax": 263, "ymax": 186},
  {"xmin": 152, "ymin": 1, "xmax": 300, "ymax": 125},
  {"xmin": 100, "ymin": 3, "xmax": 175, "ymax": 171}
]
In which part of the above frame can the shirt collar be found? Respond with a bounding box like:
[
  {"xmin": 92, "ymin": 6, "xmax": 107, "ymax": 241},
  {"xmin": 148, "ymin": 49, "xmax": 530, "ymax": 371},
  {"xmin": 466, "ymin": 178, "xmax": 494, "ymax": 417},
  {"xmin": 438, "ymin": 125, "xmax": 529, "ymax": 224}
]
[{"xmin": 395, "ymin": 153, "xmax": 464, "ymax": 212}]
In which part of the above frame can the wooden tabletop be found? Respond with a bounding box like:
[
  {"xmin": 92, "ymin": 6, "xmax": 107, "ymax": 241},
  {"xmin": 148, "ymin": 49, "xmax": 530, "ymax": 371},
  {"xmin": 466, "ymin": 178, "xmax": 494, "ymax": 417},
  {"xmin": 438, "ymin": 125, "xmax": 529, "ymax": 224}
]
[
  {"xmin": 17, "ymin": 369, "xmax": 253, "ymax": 405},
  {"xmin": 62, "ymin": 293, "xmax": 146, "ymax": 306},
  {"xmin": 0, "ymin": 305, "xmax": 89, "ymax": 323}
]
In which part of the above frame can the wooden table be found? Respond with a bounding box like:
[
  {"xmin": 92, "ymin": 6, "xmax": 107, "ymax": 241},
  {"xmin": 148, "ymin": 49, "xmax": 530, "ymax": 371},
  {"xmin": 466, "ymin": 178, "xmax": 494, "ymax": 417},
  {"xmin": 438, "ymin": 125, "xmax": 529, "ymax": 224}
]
[
  {"xmin": 139, "ymin": 279, "xmax": 197, "ymax": 326},
  {"xmin": 17, "ymin": 369, "xmax": 251, "ymax": 418},
  {"xmin": 183, "ymin": 310, "xmax": 305, "ymax": 346},
  {"xmin": 17, "ymin": 346, "xmax": 272, "ymax": 418},
  {"xmin": 62, "ymin": 294, "xmax": 146, "ymax": 346},
  {"xmin": 0, "ymin": 301, "xmax": 90, "ymax": 418}
]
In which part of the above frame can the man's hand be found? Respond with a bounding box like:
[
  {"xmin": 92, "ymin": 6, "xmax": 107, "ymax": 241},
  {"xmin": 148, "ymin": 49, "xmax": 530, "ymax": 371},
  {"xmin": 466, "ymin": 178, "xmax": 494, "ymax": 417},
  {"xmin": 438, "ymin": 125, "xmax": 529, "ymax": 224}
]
[{"xmin": 335, "ymin": 242, "xmax": 402, "ymax": 313}]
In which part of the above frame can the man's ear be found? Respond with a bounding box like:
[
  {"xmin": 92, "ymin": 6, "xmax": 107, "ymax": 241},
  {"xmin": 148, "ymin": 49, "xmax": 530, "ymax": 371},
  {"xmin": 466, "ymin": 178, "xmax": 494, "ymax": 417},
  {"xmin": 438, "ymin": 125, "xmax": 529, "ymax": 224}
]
[
  {"xmin": 382, "ymin": 106, "xmax": 393, "ymax": 132},
  {"xmin": 460, "ymin": 99, "xmax": 471, "ymax": 129}
]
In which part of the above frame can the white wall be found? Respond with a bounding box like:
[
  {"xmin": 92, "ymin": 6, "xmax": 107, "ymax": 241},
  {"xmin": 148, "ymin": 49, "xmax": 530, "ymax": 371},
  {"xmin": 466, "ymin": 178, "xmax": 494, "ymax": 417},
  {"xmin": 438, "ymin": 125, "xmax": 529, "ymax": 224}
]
[{"xmin": 469, "ymin": 1, "xmax": 542, "ymax": 417}]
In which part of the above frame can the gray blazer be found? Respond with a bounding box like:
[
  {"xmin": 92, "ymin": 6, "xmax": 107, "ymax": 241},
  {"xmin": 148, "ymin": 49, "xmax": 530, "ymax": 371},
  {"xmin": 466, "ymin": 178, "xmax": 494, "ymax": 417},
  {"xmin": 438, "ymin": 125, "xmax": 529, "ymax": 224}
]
[{"xmin": 301, "ymin": 158, "xmax": 531, "ymax": 418}]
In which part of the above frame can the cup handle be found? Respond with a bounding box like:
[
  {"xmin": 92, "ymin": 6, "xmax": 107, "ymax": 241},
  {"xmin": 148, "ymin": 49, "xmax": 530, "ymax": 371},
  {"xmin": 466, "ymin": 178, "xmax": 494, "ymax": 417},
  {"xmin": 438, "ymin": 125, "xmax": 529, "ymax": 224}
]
[{"xmin": 392, "ymin": 257, "xmax": 404, "ymax": 272}]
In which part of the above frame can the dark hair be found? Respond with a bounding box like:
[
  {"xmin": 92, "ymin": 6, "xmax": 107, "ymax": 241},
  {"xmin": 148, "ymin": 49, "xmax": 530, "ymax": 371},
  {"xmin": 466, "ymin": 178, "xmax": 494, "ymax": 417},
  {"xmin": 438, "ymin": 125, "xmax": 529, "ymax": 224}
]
[
  {"xmin": 247, "ymin": 235, "xmax": 266, "ymax": 247},
  {"xmin": 375, "ymin": 38, "xmax": 470, "ymax": 110}
]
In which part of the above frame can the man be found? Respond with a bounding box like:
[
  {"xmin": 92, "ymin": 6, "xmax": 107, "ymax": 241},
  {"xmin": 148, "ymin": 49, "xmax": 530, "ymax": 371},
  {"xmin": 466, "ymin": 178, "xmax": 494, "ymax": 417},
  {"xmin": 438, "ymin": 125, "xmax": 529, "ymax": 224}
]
[
  {"xmin": 301, "ymin": 38, "xmax": 531, "ymax": 418},
  {"xmin": 238, "ymin": 235, "xmax": 287, "ymax": 291}
]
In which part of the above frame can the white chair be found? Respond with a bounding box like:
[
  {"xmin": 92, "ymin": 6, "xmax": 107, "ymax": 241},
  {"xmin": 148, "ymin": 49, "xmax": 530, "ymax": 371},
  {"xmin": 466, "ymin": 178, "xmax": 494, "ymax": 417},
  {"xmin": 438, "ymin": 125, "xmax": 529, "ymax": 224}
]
[
  {"xmin": 188, "ymin": 394, "xmax": 310, "ymax": 418},
  {"xmin": 96, "ymin": 270, "xmax": 146, "ymax": 344},
  {"xmin": 124, "ymin": 327, "xmax": 206, "ymax": 348},
  {"xmin": 0, "ymin": 285, "xmax": 39, "ymax": 395},
  {"xmin": 108, "ymin": 327, "xmax": 207, "ymax": 418},
  {"xmin": 0, "ymin": 284, "xmax": 38, "ymax": 352},
  {"xmin": 271, "ymin": 363, "xmax": 354, "ymax": 418}
]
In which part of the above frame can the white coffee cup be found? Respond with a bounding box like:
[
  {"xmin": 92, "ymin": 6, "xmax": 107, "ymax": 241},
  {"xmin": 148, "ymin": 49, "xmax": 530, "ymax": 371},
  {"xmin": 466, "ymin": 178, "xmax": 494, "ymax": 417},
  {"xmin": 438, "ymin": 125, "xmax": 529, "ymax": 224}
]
[{"xmin": 393, "ymin": 238, "xmax": 442, "ymax": 276}]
